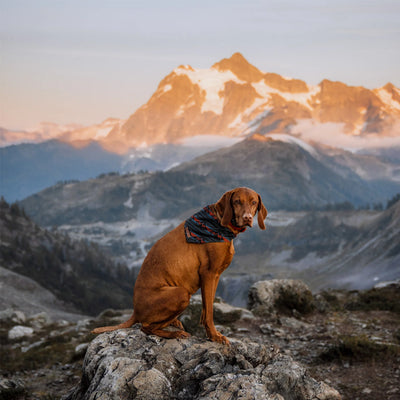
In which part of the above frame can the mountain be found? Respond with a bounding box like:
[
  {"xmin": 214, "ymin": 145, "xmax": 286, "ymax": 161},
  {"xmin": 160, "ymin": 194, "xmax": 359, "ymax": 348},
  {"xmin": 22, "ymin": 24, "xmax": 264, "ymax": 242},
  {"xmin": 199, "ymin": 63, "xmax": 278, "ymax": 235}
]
[
  {"xmin": 2, "ymin": 53, "xmax": 399, "ymax": 154},
  {"xmin": 0, "ymin": 119, "xmax": 124, "ymax": 148},
  {"xmin": 0, "ymin": 199, "xmax": 135, "ymax": 315},
  {"xmin": 234, "ymin": 197, "xmax": 400, "ymax": 293},
  {"xmin": 0, "ymin": 140, "xmax": 123, "ymax": 202},
  {"xmin": 18, "ymin": 136, "xmax": 400, "ymax": 294},
  {"xmin": 0, "ymin": 137, "xmax": 243, "ymax": 202},
  {"xmin": 173, "ymin": 134, "xmax": 400, "ymax": 208},
  {"xmin": 19, "ymin": 136, "xmax": 400, "ymax": 226},
  {"xmin": 0, "ymin": 122, "xmax": 82, "ymax": 146},
  {"xmin": 102, "ymin": 52, "xmax": 400, "ymax": 153},
  {"xmin": 2, "ymin": 53, "xmax": 400, "ymax": 202},
  {"xmin": 57, "ymin": 118, "xmax": 125, "ymax": 144}
]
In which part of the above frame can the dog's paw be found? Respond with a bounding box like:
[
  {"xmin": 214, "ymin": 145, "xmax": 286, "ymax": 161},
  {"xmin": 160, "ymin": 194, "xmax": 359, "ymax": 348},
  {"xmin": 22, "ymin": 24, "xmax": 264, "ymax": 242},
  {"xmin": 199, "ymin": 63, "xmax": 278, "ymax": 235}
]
[
  {"xmin": 210, "ymin": 332, "xmax": 230, "ymax": 346},
  {"xmin": 218, "ymin": 335, "xmax": 230, "ymax": 346},
  {"xmin": 170, "ymin": 319, "xmax": 185, "ymax": 330},
  {"xmin": 175, "ymin": 330, "xmax": 191, "ymax": 339}
]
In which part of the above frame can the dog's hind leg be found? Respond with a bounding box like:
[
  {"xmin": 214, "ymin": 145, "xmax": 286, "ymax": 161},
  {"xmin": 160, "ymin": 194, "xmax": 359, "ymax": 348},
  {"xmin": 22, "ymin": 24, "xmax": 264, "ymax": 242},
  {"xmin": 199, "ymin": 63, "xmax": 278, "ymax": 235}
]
[{"xmin": 134, "ymin": 286, "xmax": 191, "ymax": 339}]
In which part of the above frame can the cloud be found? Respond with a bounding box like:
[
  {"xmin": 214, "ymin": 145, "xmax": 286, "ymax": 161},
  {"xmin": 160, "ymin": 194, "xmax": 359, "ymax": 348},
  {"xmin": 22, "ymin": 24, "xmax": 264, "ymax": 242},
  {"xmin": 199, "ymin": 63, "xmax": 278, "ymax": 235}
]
[{"xmin": 292, "ymin": 119, "xmax": 400, "ymax": 151}]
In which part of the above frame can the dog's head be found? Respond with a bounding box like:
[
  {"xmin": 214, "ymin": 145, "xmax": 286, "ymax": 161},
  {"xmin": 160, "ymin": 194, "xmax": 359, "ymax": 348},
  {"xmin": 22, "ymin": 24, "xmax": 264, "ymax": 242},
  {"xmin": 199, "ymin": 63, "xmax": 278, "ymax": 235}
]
[{"xmin": 215, "ymin": 187, "xmax": 268, "ymax": 230}]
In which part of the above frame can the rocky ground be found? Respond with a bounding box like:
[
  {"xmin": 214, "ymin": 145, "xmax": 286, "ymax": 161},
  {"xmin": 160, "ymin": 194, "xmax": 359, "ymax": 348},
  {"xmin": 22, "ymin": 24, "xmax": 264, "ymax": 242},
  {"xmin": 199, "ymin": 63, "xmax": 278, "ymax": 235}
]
[{"xmin": 1, "ymin": 280, "xmax": 399, "ymax": 400}]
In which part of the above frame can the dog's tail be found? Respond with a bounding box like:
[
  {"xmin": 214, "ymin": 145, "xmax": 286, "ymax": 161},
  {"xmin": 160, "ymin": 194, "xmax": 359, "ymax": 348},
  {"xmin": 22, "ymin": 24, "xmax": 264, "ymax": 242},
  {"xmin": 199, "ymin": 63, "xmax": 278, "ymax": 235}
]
[{"xmin": 91, "ymin": 312, "xmax": 137, "ymax": 334}]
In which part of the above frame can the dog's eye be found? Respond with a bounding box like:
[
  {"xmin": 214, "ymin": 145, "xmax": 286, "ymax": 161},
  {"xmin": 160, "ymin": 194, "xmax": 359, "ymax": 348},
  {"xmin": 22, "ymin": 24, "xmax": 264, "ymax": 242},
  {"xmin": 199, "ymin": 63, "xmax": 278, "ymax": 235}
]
[
  {"xmin": 233, "ymin": 199, "xmax": 241, "ymax": 205},
  {"xmin": 252, "ymin": 200, "xmax": 257, "ymax": 205}
]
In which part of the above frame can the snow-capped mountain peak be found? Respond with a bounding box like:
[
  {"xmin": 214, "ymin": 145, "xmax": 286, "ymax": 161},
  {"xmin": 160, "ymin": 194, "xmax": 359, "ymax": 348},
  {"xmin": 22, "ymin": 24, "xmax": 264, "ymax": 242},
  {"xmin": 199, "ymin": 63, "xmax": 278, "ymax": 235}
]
[
  {"xmin": 2, "ymin": 53, "xmax": 399, "ymax": 153},
  {"xmin": 374, "ymin": 83, "xmax": 400, "ymax": 112},
  {"xmin": 101, "ymin": 52, "xmax": 399, "ymax": 153}
]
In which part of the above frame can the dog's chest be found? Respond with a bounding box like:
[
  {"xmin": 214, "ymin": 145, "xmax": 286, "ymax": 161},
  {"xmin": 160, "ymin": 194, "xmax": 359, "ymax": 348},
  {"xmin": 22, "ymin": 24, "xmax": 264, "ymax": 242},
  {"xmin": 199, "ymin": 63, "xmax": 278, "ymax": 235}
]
[{"xmin": 229, "ymin": 241, "xmax": 235, "ymax": 256}]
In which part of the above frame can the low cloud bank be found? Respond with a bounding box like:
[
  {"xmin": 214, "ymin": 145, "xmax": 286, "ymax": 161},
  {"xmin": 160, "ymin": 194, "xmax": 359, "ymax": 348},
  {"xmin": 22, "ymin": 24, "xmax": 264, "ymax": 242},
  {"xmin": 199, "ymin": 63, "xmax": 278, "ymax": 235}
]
[{"xmin": 292, "ymin": 119, "xmax": 400, "ymax": 151}]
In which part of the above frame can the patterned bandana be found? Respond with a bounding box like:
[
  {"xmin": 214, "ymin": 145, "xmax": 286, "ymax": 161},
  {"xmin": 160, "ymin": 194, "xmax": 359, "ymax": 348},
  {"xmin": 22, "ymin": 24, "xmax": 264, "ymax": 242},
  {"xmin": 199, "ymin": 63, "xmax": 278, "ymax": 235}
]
[{"xmin": 184, "ymin": 205, "xmax": 245, "ymax": 244}]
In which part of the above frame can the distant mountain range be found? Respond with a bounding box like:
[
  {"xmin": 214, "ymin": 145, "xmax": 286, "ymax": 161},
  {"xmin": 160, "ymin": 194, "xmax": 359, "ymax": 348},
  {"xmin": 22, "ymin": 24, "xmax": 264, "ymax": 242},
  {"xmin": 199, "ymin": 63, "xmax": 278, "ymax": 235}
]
[
  {"xmin": 0, "ymin": 119, "xmax": 121, "ymax": 148},
  {"xmin": 0, "ymin": 140, "xmax": 122, "ymax": 202},
  {"xmin": 17, "ymin": 141, "xmax": 400, "ymax": 298},
  {"xmin": 1, "ymin": 52, "xmax": 400, "ymax": 202},
  {"xmin": 1, "ymin": 52, "xmax": 399, "ymax": 152},
  {"xmin": 18, "ymin": 136, "xmax": 400, "ymax": 226}
]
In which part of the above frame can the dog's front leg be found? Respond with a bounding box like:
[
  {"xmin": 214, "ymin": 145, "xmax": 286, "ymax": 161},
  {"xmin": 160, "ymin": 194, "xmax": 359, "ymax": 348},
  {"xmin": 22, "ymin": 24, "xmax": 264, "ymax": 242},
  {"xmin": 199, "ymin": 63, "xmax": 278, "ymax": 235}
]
[{"xmin": 200, "ymin": 271, "xmax": 229, "ymax": 345}]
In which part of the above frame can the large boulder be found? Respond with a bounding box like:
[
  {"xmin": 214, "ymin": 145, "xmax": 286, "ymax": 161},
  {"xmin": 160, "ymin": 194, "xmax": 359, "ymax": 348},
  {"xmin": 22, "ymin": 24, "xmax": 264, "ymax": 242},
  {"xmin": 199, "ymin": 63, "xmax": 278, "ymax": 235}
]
[
  {"xmin": 248, "ymin": 279, "xmax": 315, "ymax": 317},
  {"xmin": 64, "ymin": 327, "xmax": 341, "ymax": 400}
]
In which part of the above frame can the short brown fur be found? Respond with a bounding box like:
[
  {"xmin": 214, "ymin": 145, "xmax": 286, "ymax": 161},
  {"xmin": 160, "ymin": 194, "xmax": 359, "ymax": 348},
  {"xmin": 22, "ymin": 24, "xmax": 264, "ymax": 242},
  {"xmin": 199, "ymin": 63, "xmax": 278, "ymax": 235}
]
[{"xmin": 92, "ymin": 187, "xmax": 267, "ymax": 344}]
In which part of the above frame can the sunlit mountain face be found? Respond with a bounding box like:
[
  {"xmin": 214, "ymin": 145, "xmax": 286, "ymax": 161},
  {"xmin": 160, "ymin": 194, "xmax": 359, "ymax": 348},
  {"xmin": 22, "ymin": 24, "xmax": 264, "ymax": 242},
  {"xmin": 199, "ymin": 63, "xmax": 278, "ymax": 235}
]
[{"xmin": 2, "ymin": 52, "xmax": 399, "ymax": 154}]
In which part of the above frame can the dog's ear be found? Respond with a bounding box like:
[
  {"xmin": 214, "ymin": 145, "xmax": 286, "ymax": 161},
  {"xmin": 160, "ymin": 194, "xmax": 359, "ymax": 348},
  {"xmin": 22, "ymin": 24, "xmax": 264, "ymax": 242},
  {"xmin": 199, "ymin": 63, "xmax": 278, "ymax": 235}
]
[
  {"xmin": 257, "ymin": 194, "xmax": 268, "ymax": 230},
  {"xmin": 215, "ymin": 190, "xmax": 233, "ymax": 227}
]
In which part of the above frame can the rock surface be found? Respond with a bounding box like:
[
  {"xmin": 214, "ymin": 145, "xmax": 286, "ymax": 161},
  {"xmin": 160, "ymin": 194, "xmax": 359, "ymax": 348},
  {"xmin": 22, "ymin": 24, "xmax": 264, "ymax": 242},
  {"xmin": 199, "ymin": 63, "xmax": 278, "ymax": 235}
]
[
  {"xmin": 7, "ymin": 325, "xmax": 34, "ymax": 340},
  {"xmin": 2, "ymin": 282, "xmax": 399, "ymax": 399},
  {"xmin": 248, "ymin": 279, "xmax": 315, "ymax": 316},
  {"xmin": 65, "ymin": 327, "xmax": 341, "ymax": 400}
]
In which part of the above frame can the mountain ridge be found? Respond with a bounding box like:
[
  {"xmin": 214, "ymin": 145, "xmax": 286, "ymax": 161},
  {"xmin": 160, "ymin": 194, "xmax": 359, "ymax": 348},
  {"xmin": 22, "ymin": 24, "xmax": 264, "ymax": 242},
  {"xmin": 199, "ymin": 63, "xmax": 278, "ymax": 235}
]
[
  {"xmin": 2, "ymin": 53, "xmax": 399, "ymax": 153},
  {"xmin": 19, "ymin": 136, "xmax": 400, "ymax": 228},
  {"xmin": 101, "ymin": 52, "xmax": 400, "ymax": 153}
]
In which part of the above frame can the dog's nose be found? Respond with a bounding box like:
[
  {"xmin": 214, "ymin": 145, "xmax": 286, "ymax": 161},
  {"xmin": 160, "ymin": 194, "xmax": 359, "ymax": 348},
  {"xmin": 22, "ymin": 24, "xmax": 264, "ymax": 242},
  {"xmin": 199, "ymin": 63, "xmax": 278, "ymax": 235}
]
[{"xmin": 243, "ymin": 213, "xmax": 253, "ymax": 224}]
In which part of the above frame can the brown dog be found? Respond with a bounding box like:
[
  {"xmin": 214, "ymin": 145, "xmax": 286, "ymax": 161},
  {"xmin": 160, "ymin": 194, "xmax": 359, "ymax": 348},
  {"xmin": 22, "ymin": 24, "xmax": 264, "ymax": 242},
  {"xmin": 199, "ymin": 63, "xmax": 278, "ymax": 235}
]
[{"xmin": 92, "ymin": 187, "xmax": 267, "ymax": 344}]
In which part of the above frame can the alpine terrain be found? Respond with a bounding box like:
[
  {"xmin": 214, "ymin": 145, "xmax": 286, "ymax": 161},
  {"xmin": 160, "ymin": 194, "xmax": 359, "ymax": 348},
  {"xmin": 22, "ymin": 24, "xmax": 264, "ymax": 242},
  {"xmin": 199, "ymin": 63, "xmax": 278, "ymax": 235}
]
[
  {"xmin": 1, "ymin": 53, "xmax": 400, "ymax": 400},
  {"xmin": 1, "ymin": 52, "xmax": 400, "ymax": 202}
]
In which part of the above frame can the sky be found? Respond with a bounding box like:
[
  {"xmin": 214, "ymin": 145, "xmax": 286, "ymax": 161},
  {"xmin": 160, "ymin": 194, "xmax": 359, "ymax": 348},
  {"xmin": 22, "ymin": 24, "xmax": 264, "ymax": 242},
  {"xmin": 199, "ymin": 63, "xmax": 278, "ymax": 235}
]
[{"xmin": 1, "ymin": 0, "xmax": 399, "ymax": 131}]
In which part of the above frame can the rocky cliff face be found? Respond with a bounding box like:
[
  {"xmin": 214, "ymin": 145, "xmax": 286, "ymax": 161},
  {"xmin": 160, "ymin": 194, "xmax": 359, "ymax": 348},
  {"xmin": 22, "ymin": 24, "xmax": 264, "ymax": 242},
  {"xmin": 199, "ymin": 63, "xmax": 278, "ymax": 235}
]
[{"xmin": 102, "ymin": 52, "xmax": 400, "ymax": 152}]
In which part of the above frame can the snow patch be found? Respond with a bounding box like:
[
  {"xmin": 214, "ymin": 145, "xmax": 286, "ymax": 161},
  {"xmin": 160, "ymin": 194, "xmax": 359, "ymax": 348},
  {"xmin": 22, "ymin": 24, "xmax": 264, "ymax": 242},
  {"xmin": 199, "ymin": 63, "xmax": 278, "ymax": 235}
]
[
  {"xmin": 266, "ymin": 211, "xmax": 306, "ymax": 227},
  {"xmin": 174, "ymin": 66, "xmax": 245, "ymax": 115},
  {"xmin": 228, "ymin": 98, "xmax": 271, "ymax": 131},
  {"xmin": 243, "ymin": 106, "xmax": 272, "ymax": 134},
  {"xmin": 161, "ymin": 84, "xmax": 172, "ymax": 94},
  {"xmin": 376, "ymin": 87, "xmax": 400, "ymax": 111},
  {"xmin": 57, "ymin": 216, "xmax": 181, "ymax": 268},
  {"xmin": 124, "ymin": 195, "xmax": 134, "ymax": 209},
  {"xmin": 252, "ymin": 81, "xmax": 319, "ymax": 110},
  {"xmin": 266, "ymin": 133, "xmax": 319, "ymax": 157},
  {"xmin": 94, "ymin": 127, "xmax": 113, "ymax": 139},
  {"xmin": 176, "ymin": 100, "xmax": 196, "ymax": 117}
]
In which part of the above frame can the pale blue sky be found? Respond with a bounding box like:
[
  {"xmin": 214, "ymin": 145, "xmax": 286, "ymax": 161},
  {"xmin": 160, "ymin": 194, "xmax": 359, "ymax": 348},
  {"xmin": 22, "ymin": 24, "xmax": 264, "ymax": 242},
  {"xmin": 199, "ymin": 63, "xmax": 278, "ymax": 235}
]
[{"xmin": 1, "ymin": 0, "xmax": 399, "ymax": 130}]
